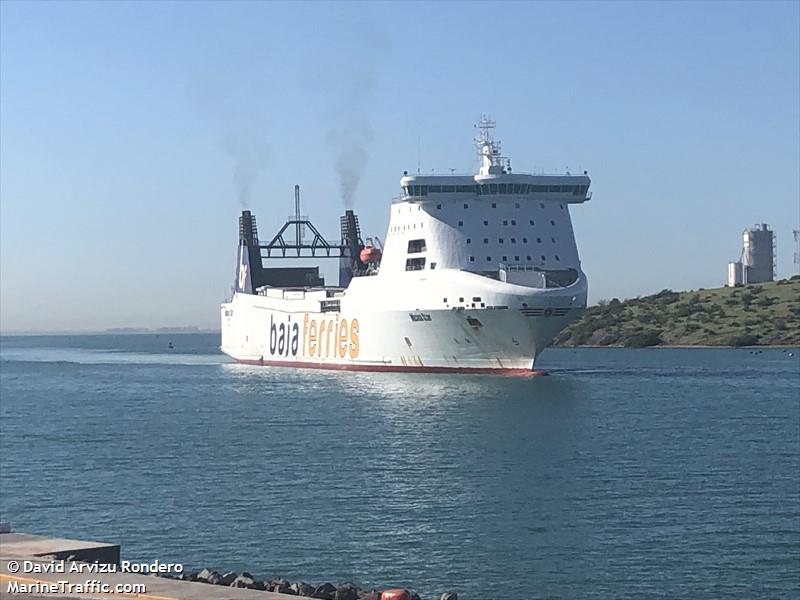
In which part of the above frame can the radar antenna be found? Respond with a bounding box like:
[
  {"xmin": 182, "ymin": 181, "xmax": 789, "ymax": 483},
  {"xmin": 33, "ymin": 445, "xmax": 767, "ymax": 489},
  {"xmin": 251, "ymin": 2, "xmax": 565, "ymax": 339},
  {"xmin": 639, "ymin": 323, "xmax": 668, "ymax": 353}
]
[{"xmin": 474, "ymin": 115, "xmax": 507, "ymax": 176}]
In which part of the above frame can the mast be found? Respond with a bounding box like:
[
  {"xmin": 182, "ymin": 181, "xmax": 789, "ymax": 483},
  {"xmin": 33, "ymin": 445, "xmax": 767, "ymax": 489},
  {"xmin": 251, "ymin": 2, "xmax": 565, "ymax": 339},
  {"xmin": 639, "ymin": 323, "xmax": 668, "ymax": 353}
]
[{"xmin": 475, "ymin": 116, "xmax": 509, "ymax": 176}]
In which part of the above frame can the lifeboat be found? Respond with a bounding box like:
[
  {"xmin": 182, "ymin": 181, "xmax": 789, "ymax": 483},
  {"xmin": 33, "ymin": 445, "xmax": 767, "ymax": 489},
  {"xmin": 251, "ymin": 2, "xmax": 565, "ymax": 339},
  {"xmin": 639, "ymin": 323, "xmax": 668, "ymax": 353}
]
[{"xmin": 360, "ymin": 246, "xmax": 382, "ymax": 264}]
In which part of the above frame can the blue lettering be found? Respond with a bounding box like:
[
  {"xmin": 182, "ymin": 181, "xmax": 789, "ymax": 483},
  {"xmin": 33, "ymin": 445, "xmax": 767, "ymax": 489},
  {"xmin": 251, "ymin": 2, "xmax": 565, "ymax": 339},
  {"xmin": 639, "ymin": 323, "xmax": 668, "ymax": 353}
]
[
  {"xmin": 269, "ymin": 316, "xmax": 277, "ymax": 355},
  {"xmin": 291, "ymin": 323, "xmax": 299, "ymax": 356}
]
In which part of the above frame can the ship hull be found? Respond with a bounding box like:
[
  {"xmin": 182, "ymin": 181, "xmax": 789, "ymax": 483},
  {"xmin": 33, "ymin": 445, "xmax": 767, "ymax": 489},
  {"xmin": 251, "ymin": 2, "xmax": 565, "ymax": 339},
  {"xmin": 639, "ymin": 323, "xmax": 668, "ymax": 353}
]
[{"xmin": 221, "ymin": 270, "xmax": 586, "ymax": 373}]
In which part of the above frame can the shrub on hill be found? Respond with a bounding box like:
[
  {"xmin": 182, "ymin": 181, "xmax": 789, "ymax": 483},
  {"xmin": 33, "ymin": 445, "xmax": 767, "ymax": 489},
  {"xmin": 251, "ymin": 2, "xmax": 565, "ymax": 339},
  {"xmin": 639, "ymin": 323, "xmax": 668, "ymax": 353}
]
[
  {"xmin": 624, "ymin": 332, "xmax": 662, "ymax": 348},
  {"xmin": 727, "ymin": 334, "xmax": 760, "ymax": 347}
]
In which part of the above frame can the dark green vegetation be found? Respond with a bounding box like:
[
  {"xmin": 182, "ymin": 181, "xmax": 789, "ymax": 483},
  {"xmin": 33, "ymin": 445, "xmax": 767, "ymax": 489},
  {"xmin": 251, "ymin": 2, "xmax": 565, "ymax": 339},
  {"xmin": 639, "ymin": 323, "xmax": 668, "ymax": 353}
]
[{"xmin": 554, "ymin": 277, "xmax": 800, "ymax": 347}]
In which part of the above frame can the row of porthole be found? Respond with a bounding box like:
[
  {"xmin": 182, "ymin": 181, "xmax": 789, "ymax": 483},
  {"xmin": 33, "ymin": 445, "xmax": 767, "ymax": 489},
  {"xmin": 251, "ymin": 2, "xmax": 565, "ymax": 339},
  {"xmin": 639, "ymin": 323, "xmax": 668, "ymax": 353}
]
[
  {"xmin": 467, "ymin": 236, "xmax": 557, "ymax": 245},
  {"xmin": 389, "ymin": 223, "xmax": 424, "ymax": 233},
  {"xmin": 469, "ymin": 255, "xmax": 560, "ymax": 263},
  {"xmin": 437, "ymin": 202, "xmax": 566, "ymax": 211},
  {"xmin": 458, "ymin": 219, "xmax": 557, "ymax": 227},
  {"xmin": 388, "ymin": 215, "xmax": 558, "ymax": 235}
]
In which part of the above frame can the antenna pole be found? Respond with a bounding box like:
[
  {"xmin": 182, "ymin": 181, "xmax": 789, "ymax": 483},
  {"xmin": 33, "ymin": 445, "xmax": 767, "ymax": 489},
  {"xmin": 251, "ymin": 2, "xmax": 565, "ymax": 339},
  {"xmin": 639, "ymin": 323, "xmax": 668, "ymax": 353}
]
[{"xmin": 294, "ymin": 185, "xmax": 301, "ymax": 251}]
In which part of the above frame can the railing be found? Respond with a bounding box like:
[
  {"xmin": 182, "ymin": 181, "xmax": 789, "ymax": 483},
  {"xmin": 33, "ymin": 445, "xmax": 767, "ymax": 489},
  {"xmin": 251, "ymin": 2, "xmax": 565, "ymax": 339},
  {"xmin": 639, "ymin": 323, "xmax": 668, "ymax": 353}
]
[{"xmin": 498, "ymin": 264, "xmax": 580, "ymax": 289}]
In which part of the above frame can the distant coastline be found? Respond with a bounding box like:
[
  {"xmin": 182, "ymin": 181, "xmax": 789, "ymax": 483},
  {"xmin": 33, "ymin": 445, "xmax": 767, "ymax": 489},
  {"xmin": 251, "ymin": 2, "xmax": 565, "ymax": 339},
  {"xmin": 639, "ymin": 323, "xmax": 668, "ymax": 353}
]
[{"xmin": 0, "ymin": 328, "xmax": 221, "ymax": 336}]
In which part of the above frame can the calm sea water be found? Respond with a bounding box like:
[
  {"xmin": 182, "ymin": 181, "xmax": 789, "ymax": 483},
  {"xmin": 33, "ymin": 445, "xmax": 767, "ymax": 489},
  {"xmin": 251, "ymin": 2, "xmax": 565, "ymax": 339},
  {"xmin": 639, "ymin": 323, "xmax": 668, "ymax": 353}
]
[{"xmin": 1, "ymin": 334, "xmax": 798, "ymax": 599}]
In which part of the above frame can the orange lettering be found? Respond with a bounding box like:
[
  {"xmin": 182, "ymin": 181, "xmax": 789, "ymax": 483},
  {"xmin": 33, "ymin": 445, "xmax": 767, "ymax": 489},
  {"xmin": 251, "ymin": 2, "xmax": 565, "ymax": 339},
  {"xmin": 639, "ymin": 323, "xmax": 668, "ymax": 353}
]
[
  {"xmin": 303, "ymin": 314, "xmax": 309, "ymax": 356},
  {"xmin": 338, "ymin": 320, "xmax": 349, "ymax": 358},
  {"xmin": 308, "ymin": 320, "xmax": 317, "ymax": 357},
  {"xmin": 349, "ymin": 318, "xmax": 360, "ymax": 358},
  {"xmin": 325, "ymin": 319, "xmax": 334, "ymax": 357}
]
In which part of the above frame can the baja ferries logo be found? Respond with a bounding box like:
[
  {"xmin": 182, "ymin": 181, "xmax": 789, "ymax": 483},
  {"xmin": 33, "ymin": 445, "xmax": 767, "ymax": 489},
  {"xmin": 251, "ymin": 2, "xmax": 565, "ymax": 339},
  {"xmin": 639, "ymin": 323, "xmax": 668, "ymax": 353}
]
[{"xmin": 269, "ymin": 314, "xmax": 360, "ymax": 359}]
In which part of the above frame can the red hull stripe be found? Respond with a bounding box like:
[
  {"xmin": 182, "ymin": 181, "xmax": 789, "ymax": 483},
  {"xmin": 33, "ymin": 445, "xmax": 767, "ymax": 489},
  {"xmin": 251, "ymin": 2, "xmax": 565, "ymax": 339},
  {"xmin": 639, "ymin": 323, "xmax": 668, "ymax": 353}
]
[{"xmin": 236, "ymin": 358, "xmax": 547, "ymax": 376}]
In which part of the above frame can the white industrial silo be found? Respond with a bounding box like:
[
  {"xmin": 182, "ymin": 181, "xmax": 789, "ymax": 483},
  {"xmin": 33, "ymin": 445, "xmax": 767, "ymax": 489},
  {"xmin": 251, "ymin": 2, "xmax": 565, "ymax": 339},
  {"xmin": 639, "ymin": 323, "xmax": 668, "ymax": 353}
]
[
  {"xmin": 727, "ymin": 261, "xmax": 743, "ymax": 286},
  {"xmin": 742, "ymin": 223, "xmax": 775, "ymax": 283}
]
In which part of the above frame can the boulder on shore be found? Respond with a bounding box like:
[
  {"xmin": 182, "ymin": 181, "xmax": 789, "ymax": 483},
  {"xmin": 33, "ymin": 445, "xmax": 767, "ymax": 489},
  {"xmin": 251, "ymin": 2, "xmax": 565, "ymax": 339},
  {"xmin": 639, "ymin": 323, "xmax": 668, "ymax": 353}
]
[
  {"xmin": 291, "ymin": 582, "xmax": 316, "ymax": 597},
  {"xmin": 313, "ymin": 582, "xmax": 337, "ymax": 600},
  {"xmin": 230, "ymin": 575, "xmax": 256, "ymax": 589},
  {"xmin": 335, "ymin": 582, "xmax": 360, "ymax": 600},
  {"xmin": 195, "ymin": 569, "xmax": 218, "ymax": 584},
  {"xmin": 218, "ymin": 572, "xmax": 238, "ymax": 586}
]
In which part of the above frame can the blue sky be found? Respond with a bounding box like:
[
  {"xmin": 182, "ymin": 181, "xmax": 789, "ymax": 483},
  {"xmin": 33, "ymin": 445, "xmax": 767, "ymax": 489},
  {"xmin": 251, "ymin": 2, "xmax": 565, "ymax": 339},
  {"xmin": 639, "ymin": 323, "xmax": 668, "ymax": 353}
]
[{"xmin": 1, "ymin": 0, "xmax": 798, "ymax": 332}]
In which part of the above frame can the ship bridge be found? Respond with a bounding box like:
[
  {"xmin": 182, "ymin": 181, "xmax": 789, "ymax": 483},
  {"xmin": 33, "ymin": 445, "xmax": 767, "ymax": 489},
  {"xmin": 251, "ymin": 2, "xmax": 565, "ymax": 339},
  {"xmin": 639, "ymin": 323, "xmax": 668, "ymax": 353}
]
[{"xmin": 380, "ymin": 118, "xmax": 591, "ymax": 288}]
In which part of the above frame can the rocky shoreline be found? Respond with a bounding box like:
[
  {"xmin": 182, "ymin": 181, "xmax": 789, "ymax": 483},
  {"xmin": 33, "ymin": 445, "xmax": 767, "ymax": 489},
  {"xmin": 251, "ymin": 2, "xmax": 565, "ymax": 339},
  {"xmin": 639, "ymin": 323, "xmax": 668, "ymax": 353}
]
[{"xmin": 159, "ymin": 568, "xmax": 458, "ymax": 600}]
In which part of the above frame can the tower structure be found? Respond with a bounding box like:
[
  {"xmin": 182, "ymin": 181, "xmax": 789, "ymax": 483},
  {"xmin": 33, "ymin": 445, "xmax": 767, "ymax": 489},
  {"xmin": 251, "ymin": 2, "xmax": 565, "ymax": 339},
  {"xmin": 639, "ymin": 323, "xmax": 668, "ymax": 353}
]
[{"xmin": 728, "ymin": 223, "xmax": 776, "ymax": 285}]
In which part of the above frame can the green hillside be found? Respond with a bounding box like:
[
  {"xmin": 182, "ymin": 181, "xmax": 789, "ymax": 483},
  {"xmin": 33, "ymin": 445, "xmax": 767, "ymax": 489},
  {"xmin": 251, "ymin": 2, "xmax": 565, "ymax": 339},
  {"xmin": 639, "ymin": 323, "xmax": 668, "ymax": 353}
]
[{"xmin": 554, "ymin": 277, "xmax": 800, "ymax": 347}]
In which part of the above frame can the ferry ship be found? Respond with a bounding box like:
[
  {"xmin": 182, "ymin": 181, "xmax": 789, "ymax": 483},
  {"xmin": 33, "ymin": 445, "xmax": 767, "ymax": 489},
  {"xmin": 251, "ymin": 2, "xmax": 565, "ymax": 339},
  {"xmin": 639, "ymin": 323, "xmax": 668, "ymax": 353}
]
[{"xmin": 220, "ymin": 119, "xmax": 591, "ymax": 373}]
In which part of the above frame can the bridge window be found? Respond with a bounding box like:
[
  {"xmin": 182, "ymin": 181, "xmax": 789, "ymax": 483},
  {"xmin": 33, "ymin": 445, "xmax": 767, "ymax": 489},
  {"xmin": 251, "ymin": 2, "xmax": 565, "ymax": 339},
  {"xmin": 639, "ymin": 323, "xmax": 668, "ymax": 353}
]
[
  {"xmin": 436, "ymin": 204, "xmax": 442, "ymax": 209},
  {"xmin": 458, "ymin": 220, "xmax": 463, "ymax": 226},
  {"xmin": 502, "ymin": 255, "xmax": 508, "ymax": 261},
  {"xmin": 515, "ymin": 202, "xmax": 521, "ymax": 208},
  {"xmin": 526, "ymin": 255, "xmax": 532, "ymax": 260},
  {"xmin": 511, "ymin": 237, "xmax": 516, "ymax": 243},
  {"xmin": 515, "ymin": 255, "xmax": 520, "ymax": 261},
  {"xmin": 551, "ymin": 237, "xmax": 556, "ymax": 243},
  {"xmin": 486, "ymin": 256, "xmax": 492, "ymax": 261},
  {"xmin": 529, "ymin": 220, "xmax": 535, "ymax": 225},
  {"xmin": 405, "ymin": 257, "xmax": 426, "ymax": 271},
  {"xmin": 491, "ymin": 203, "xmax": 497, "ymax": 208},
  {"xmin": 483, "ymin": 220, "xmax": 489, "ymax": 226},
  {"xmin": 499, "ymin": 184, "xmax": 507, "ymax": 193},
  {"xmin": 537, "ymin": 238, "xmax": 542, "ymax": 243},
  {"xmin": 463, "ymin": 203, "xmax": 469, "ymax": 209},
  {"xmin": 511, "ymin": 219, "xmax": 517, "ymax": 225},
  {"xmin": 522, "ymin": 237, "xmax": 528, "ymax": 243},
  {"xmin": 540, "ymin": 203, "xmax": 545, "ymax": 209},
  {"xmin": 499, "ymin": 238, "xmax": 504, "ymax": 244},
  {"xmin": 548, "ymin": 185, "xmax": 560, "ymax": 192},
  {"xmin": 466, "ymin": 238, "xmax": 472, "ymax": 244},
  {"xmin": 555, "ymin": 255, "xmax": 560, "ymax": 261},
  {"xmin": 430, "ymin": 262, "xmax": 437, "ymax": 270},
  {"xmin": 469, "ymin": 256, "xmax": 475, "ymax": 262},
  {"xmin": 483, "ymin": 238, "xmax": 489, "ymax": 244},
  {"xmin": 407, "ymin": 239, "xmax": 426, "ymax": 253},
  {"xmin": 550, "ymin": 220, "xmax": 556, "ymax": 226},
  {"xmin": 541, "ymin": 255, "xmax": 546, "ymax": 261}
]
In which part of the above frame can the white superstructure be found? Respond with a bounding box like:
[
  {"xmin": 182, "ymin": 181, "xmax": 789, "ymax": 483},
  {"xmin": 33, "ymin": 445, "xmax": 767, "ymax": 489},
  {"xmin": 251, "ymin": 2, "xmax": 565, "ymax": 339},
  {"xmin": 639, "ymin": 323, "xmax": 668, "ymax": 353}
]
[{"xmin": 221, "ymin": 120, "xmax": 592, "ymax": 373}]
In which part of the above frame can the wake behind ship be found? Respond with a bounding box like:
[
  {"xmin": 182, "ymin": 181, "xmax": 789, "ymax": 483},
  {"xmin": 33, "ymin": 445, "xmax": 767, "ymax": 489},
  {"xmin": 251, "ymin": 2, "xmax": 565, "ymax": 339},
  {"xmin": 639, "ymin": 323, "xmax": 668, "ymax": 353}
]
[{"xmin": 221, "ymin": 119, "xmax": 592, "ymax": 373}]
